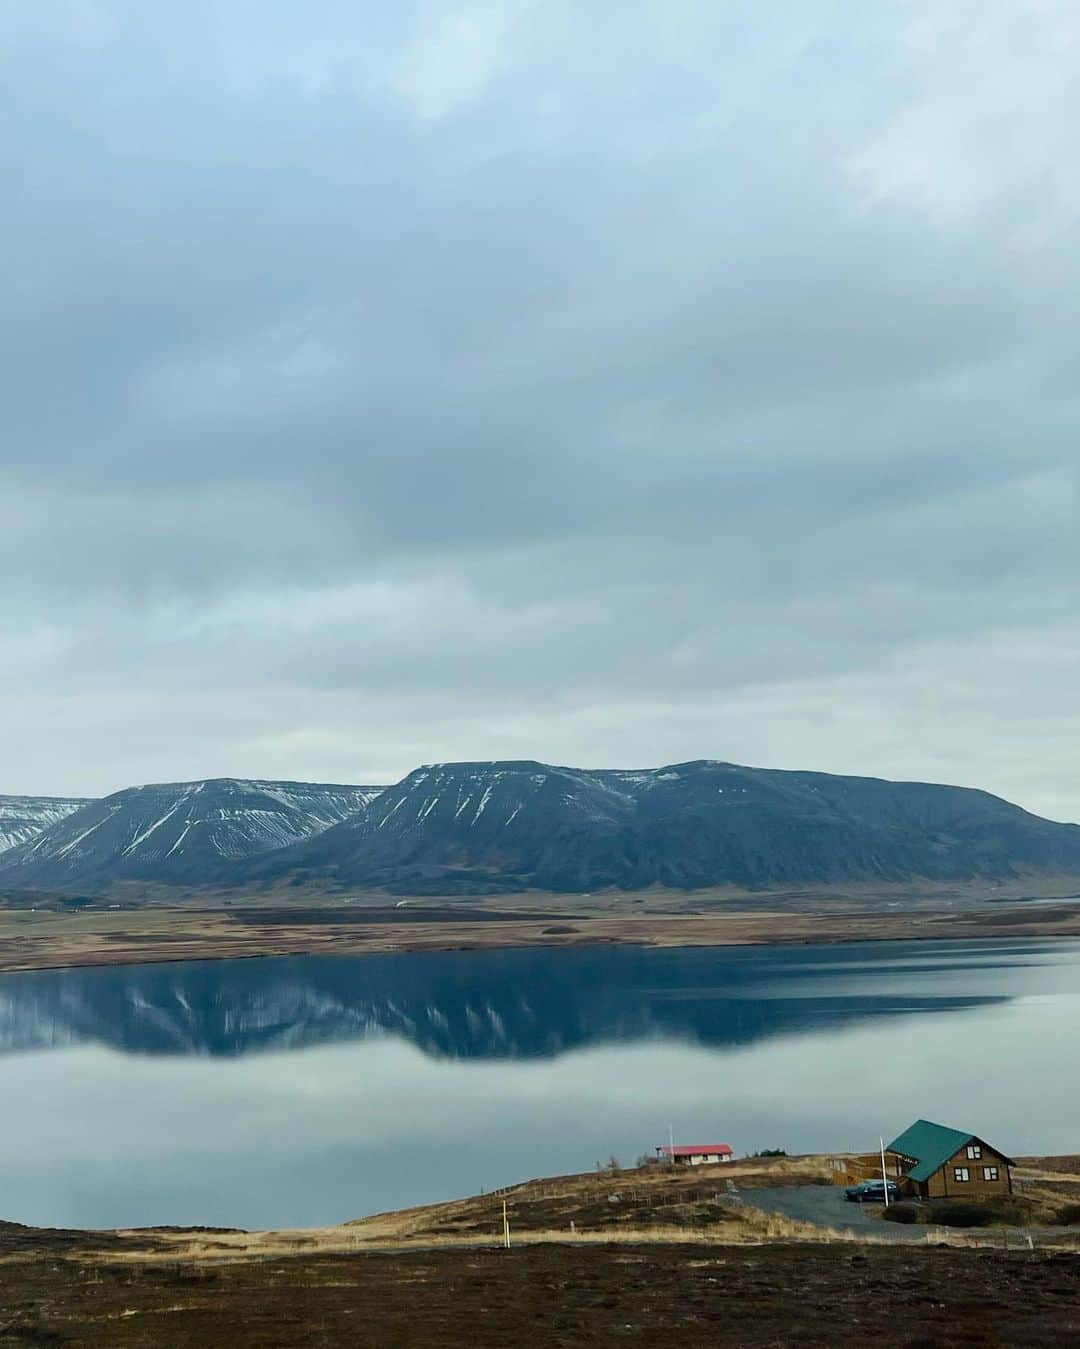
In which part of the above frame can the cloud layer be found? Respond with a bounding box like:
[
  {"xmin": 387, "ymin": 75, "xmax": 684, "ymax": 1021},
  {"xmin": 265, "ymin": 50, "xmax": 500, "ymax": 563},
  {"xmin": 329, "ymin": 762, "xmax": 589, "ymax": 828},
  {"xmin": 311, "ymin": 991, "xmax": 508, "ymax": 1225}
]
[{"xmin": 3, "ymin": 2, "xmax": 1078, "ymax": 817}]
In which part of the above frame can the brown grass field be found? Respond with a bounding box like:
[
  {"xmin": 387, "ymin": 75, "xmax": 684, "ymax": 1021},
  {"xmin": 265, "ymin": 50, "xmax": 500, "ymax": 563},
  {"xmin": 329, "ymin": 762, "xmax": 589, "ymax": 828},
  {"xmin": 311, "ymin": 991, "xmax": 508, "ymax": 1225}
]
[
  {"xmin": 2, "ymin": 1156, "xmax": 1079, "ymax": 1346},
  {"xmin": 2, "ymin": 885, "xmax": 1080, "ymax": 973}
]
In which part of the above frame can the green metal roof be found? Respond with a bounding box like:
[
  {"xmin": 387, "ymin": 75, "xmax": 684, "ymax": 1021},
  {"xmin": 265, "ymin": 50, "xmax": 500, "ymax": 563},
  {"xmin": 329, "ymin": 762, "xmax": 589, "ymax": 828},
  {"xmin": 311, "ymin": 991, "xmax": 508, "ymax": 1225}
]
[{"xmin": 887, "ymin": 1119, "xmax": 975, "ymax": 1183}]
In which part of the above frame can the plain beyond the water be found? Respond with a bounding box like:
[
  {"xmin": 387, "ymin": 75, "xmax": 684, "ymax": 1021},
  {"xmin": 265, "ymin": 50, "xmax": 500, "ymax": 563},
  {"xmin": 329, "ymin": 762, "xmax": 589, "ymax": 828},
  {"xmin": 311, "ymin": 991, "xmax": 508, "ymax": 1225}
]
[{"xmin": 1, "ymin": 937, "xmax": 1078, "ymax": 1230}]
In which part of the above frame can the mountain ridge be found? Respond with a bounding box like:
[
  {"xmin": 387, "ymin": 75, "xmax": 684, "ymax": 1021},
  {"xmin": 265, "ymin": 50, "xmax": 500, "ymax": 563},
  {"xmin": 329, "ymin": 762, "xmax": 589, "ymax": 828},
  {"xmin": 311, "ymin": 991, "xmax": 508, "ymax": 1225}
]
[
  {"xmin": 230, "ymin": 757, "xmax": 1080, "ymax": 896},
  {"xmin": 0, "ymin": 778, "xmax": 385, "ymax": 889},
  {"xmin": 3, "ymin": 759, "xmax": 1079, "ymax": 898},
  {"xmin": 0, "ymin": 795, "xmax": 91, "ymax": 855}
]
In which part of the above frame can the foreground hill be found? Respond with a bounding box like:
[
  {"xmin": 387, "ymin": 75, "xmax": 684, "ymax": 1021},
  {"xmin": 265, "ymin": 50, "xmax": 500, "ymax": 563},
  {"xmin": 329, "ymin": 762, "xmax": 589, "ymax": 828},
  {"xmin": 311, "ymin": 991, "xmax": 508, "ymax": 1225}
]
[
  {"xmin": 0, "ymin": 779, "xmax": 384, "ymax": 889},
  {"xmin": 1, "ymin": 1154, "xmax": 1077, "ymax": 1348},
  {"xmin": 233, "ymin": 758, "xmax": 1080, "ymax": 895},
  {"xmin": 0, "ymin": 795, "xmax": 90, "ymax": 854}
]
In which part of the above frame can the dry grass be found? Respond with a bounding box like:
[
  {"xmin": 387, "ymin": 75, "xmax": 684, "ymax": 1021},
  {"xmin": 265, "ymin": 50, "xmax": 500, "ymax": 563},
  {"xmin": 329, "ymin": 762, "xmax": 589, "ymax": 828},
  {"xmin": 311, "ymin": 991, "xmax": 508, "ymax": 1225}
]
[
  {"xmin": 8, "ymin": 1155, "xmax": 1080, "ymax": 1276},
  {"xmin": 5, "ymin": 1155, "xmax": 1079, "ymax": 1348},
  {"xmin": 32, "ymin": 1157, "xmax": 832, "ymax": 1267},
  {"xmin": 54, "ymin": 1153, "xmax": 1073, "ymax": 1269},
  {"xmin": 4, "ymin": 894, "xmax": 1080, "ymax": 973},
  {"xmin": 5, "ymin": 1239, "xmax": 1079, "ymax": 1348}
]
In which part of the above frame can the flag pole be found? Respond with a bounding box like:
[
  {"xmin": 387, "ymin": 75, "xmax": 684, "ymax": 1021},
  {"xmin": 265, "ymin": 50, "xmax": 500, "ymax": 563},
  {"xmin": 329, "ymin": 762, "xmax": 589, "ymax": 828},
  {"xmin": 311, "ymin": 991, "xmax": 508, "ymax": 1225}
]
[{"xmin": 880, "ymin": 1136, "xmax": 890, "ymax": 1207}]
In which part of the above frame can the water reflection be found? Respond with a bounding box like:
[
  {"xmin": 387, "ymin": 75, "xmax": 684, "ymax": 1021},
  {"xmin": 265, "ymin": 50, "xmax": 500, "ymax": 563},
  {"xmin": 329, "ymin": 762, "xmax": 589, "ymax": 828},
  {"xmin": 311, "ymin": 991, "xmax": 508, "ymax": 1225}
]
[
  {"xmin": 0, "ymin": 941, "xmax": 1048, "ymax": 1061},
  {"xmin": 0, "ymin": 939, "xmax": 1077, "ymax": 1230}
]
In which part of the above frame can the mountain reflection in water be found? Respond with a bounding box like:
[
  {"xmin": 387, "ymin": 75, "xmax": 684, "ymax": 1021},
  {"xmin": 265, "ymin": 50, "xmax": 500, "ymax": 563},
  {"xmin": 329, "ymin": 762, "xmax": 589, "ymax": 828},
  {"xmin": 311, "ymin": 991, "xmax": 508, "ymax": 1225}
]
[
  {"xmin": 0, "ymin": 940, "xmax": 1044, "ymax": 1061},
  {"xmin": 2, "ymin": 938, "xmax": 1079, "ymax": 1231}
]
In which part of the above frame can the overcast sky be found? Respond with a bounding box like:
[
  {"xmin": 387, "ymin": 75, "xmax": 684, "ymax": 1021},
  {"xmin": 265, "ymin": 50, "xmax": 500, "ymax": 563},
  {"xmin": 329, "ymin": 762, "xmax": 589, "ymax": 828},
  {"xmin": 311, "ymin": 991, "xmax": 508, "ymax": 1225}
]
[{"xmin": 3, "ymin": 2, "xmax": 1078, "ymax": 818}]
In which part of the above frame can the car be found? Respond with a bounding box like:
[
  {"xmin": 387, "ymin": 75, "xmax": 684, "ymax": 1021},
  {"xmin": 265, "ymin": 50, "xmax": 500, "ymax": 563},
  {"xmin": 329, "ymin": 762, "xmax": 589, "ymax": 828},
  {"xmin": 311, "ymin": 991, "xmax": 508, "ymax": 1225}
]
[{"xmin": 844, "ymin": 1180, "xmax": 899, "ymax": 1203}]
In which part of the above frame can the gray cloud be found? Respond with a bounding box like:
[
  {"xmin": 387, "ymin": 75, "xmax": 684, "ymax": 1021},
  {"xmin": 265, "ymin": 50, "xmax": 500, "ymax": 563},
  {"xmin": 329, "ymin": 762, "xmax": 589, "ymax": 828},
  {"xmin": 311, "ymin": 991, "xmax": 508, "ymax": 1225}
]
[{"xmin": 2, "ymin": 1, "xmax": 1078, "ymax": 819}]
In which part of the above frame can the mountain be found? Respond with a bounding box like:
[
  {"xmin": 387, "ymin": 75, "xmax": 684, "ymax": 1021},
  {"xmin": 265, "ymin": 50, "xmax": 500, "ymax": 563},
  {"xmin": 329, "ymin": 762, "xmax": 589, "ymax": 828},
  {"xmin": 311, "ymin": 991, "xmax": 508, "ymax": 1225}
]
[
  {"xmin": 4, "ymin": 760, "xmax": 1078, "ymax": 898},
  {"xmin": 0, "ymin": 779, "xmax": 385, "ymax": 890},
  {"xmin": 0, "ymin": 795, "xmax": 90, "ymax": 854},
  {"xmin": 233, "ymin": 759, "xmax": 1080, "ymax": 895}
]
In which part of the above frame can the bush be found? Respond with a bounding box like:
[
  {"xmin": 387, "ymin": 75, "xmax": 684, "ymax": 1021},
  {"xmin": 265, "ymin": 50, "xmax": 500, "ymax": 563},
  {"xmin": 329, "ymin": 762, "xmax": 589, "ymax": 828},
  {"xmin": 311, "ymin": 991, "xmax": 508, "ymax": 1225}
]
[
  {"xmin": 924, "ymin": 1202, "xmax": 995, "ymax": 1229},
  {"xmin": 1056, "ymin": 1203, "xmax": 1080, "ymax": 1226},
  {"xmin": 885, "ymin": 1195, "xmax": 1036, "ymax": 1229},
  {"xmin": 751, "ymin": 1149, "xmax": 787, "ymax": 1158},
  {"xmin": 881, "ymin": 1204, "xmax": 918, "ymax": 1225}
]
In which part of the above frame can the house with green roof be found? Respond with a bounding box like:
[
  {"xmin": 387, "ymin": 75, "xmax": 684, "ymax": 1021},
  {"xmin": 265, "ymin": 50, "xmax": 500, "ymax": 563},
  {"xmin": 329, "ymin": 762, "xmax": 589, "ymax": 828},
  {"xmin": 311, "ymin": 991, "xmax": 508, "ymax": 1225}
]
[{"xmin": 885, "ymin": 1119, "xmax": 1014, "ymax": 1200}]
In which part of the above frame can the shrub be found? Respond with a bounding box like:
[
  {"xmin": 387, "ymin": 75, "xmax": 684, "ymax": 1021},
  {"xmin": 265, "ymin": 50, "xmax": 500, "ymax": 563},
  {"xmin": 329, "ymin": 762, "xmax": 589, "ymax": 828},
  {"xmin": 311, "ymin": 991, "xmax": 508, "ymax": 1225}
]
[
  {"xmin": 1056, "ymin": 1203, "xmax": 1080, "ymax": 1226},
  {"xmin": 881, "ymin": 1204, "xmax": 918, "ymax": 1225},
  {"xmin": 751, "ymin": 1149, "xmax": 787, "ymax": 1158},
  {"xmin": 924, "ymin": 1202, "xmax": 995, "ymax": 1229}
]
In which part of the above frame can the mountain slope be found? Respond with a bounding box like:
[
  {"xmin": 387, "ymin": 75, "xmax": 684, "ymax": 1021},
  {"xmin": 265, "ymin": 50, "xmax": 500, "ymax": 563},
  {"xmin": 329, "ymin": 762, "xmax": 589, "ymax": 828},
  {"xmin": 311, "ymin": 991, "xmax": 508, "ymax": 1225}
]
[
  {"xmin": 0, "ymin": 795, "xmax": 90, "ymax": 854},
  {"xmin": 0, "ymin": 779, "xmax": 385, "ymax": 889},
  {"xmin": 233, "ymin": 759, "xmax": 1080, "ymax": 895}
]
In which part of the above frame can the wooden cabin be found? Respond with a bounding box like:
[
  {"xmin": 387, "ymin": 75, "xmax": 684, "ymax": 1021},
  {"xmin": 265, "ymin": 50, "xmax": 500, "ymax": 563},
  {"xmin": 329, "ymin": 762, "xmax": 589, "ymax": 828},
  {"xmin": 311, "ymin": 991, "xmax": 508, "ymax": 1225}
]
[{"xmin": 885, "ymin": 1119, "xmax": 1014, "ymax": 1199}]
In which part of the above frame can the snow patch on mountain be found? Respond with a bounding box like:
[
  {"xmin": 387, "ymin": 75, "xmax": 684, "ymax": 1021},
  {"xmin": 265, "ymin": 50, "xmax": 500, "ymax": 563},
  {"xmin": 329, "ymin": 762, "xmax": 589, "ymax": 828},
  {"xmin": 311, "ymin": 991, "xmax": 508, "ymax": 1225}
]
[
  {"xmin": 0, "ymin": 779, "xmax": 386, "ymax": 887},
  {"xmin": 0, "ymin": 796, "xmax": 91, "ymax": 855}
]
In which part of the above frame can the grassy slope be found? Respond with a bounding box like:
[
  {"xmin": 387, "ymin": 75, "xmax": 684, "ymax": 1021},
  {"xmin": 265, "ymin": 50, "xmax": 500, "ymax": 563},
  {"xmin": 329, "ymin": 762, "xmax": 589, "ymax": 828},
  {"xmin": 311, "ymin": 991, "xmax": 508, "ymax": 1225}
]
[{"xmin": 2, "ymin": 1158, "xmax": 1079, "ymax": 1346}]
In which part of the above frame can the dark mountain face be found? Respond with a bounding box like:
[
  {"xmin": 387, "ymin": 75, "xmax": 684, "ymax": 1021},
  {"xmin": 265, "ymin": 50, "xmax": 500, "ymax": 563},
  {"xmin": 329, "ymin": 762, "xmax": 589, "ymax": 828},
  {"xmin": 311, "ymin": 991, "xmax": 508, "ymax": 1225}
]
[
  {"xmin": 5, "ymin": 760, "xmax": 1079, "ymax": 897},
  {"xmin": 244, "ymin": 761, "xmax": 640, "ymax": 894},
  {"xmin": 0, "ymin": 795, "xmax": 90, "ymax": 854},
  {"xmin": 237, "ymin": 759, "xmax": 1080, "ymax": 895},
  {"xmin": 0, "ymin": 779, "xmax": 385, "ymax": 890}
]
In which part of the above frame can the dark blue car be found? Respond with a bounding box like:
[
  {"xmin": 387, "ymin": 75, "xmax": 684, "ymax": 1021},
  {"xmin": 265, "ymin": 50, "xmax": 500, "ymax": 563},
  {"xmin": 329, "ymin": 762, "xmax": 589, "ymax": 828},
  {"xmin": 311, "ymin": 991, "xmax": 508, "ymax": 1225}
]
[{"xmin": 844, "ymin": 1180, "xmax": 899, "ymax": 1203}]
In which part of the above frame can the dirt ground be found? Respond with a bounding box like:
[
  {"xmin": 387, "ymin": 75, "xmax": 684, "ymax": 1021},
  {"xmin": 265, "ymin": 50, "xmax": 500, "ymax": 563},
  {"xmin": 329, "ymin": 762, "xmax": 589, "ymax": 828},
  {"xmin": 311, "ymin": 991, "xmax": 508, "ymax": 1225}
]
[
  {"xmin": 2, "ymin": 1240, "xmax": 1078, "ymax": 1347},
  {"xmin": 2, "ymin": 892, "xmax": 1080, "ymax": 973},
  {"xmin": 2, "ymin": 1159, "xmax": 1079, "ymax": 1346}
]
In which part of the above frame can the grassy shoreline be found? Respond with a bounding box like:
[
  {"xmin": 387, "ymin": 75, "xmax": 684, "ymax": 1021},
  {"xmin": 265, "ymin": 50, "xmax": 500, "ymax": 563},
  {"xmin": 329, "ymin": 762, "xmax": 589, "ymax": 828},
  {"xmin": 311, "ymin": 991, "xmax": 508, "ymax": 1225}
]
[
  {"xmin": 2, "ymin": 895, "xmax": 1080, "ymax": 974},
  {"xmin": 2, "ymin": 1156, "xmax": 1078, "ymax": 1346}
]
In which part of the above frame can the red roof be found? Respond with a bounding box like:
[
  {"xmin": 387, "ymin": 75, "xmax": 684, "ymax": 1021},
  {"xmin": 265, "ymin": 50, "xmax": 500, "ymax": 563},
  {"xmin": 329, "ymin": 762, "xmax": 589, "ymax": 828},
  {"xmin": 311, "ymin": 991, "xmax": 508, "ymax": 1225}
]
[{"xmin": 659, "ymin": 1144, "xmax": 733, "ymax": 1157}]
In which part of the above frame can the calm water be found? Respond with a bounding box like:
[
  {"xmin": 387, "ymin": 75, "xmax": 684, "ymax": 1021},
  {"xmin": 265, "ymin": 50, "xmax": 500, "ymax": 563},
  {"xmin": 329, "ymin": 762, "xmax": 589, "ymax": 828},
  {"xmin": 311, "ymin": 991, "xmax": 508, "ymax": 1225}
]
[{"xmin": 1, "ymin": 938, "xmax": 1079, "ymax": 1229}]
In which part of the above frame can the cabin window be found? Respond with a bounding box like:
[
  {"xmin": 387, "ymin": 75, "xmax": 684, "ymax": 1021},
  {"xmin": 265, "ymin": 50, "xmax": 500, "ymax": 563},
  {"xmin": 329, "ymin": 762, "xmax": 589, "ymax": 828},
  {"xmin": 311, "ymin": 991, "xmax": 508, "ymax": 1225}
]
[
  {"xmin": 966, "ymin": 1145, "xmax": 982, "ymax": 1160},
  {"xmin": 982, "ymin": 1167, "xmax": 999, "ymax": 1182},
  {"xmin": 953, "ymin": 1167, "xmax": 970, "ymax": 1182}
]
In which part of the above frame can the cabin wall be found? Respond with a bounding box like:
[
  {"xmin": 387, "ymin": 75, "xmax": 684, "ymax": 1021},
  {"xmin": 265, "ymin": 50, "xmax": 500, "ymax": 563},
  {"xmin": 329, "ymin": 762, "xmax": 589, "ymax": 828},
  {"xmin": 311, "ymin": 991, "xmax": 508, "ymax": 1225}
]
[{"xmin": 925, "ymin": 1145, "xmax": 1011, "ymax": 1199}]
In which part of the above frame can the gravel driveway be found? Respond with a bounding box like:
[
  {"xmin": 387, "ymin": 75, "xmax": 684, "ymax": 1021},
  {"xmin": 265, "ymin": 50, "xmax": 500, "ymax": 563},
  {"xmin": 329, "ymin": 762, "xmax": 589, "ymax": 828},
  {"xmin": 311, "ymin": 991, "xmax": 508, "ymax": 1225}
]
[{"xmin": 734, "ymin": 1184, "xmax": 930, "ymax": 1242}]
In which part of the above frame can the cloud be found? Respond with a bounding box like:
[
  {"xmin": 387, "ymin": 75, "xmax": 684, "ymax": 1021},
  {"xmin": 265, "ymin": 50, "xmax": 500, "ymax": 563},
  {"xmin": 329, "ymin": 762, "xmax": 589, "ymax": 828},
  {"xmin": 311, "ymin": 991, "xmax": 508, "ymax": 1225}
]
[{"xmin": 1, "ymin": 1, "xmax": 1077, "ymax": 817}]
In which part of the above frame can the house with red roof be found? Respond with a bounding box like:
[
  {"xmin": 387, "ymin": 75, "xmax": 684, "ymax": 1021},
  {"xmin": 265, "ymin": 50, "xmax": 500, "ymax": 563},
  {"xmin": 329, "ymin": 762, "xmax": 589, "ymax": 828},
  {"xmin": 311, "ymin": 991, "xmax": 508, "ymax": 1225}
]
[{"xmin": 655, "ymin": 1143, "xmax": 733, "ymax": 1166}]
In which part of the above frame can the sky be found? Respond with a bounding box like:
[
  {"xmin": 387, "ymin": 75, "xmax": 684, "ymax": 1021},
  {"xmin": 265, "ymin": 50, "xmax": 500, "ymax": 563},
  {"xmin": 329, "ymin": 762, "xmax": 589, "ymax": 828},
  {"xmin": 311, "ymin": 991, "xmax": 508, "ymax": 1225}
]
[{"xmin": 2, "ymin": 1, "xmax": 1078, "ymax": 818}]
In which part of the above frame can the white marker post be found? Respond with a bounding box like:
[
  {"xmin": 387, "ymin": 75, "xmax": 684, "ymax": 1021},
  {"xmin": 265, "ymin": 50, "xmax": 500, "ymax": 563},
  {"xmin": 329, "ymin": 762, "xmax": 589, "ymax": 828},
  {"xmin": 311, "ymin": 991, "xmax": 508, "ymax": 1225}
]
[
  {"xmin": 503, "ymin": 1197, "xmax": 511, "ymax": 1249},
  {"xmin": 880, "ymin": 1136, "xmax": 890, "ymax": 1208}
]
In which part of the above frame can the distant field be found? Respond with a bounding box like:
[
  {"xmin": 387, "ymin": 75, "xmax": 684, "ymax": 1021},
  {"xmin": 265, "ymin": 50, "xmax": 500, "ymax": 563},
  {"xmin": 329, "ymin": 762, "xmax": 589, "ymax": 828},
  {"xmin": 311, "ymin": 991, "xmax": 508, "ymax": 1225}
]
[
  {"xmin": 230, "ymin": 905, "xmax": 581, "ymax": 925},
  {"xmin": 2, "ymin": 895, "xmax": 1080, "ymax": 972}
]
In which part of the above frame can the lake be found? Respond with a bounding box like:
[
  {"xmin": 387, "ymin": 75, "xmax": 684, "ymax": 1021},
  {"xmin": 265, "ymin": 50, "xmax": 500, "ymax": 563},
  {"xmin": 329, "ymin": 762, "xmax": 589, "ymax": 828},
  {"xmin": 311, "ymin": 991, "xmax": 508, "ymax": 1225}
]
[{"xmin": 1, "ymin": 937, "xmax": 1078, "ymax": 1230}]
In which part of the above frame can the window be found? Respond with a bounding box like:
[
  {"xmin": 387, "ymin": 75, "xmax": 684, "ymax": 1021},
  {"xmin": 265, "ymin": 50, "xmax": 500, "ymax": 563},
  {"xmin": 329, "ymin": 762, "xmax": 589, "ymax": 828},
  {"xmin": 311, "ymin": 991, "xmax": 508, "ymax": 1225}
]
[
  {"xmin": 966, "ymin": 1145, "xmax": 982, "ymax": 1160},
  {"xmin": 953, "ymin": 1167, "xmax": 970, "ymax": 1182},
  {"xmin": 982, "ymin": 1167, "xmax": 999, "ymax": 1182}
]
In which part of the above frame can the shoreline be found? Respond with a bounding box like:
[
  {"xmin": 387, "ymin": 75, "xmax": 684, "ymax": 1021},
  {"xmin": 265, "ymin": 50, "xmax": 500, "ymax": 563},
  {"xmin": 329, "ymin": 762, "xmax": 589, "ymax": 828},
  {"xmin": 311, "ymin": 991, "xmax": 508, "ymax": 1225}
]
[
  {"xmin": 2, "ymin": 900, "xmax": 1080, "ymax": 974},
  {"xmin": 3, "ymin": 1152, "xmax": 1076, "ymax": 1252}
]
